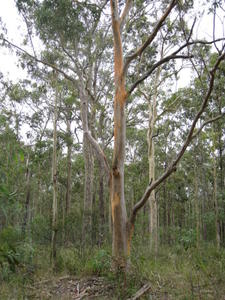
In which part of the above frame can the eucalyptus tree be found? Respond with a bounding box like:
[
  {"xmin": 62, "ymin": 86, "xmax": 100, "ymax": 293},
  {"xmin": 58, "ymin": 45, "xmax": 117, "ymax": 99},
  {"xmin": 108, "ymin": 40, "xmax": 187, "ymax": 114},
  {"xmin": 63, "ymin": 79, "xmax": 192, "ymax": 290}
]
[
  {"xmin": 2, "ymin": 0, "xmax": 225, "ymax": 272},
  {"xmin": 20, "ymin": 0, "xmax": 112, "ymax": 246},
  {"xmin": 107, "ymin": 0, "xmax": 225, "ymax": 270}
]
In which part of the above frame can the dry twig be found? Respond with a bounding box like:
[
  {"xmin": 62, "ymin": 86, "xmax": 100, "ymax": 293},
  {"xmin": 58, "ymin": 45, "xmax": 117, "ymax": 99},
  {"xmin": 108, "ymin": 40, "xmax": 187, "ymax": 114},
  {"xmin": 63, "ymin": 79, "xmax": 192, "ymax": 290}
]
[{"xmin": 127, "ymin": 283, "xmax": 151, "ymax": 300}]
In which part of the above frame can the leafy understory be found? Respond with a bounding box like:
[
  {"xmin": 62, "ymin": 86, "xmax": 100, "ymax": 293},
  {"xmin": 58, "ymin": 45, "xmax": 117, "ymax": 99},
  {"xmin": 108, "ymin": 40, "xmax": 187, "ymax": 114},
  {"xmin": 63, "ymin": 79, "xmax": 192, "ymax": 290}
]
[{"xmin": 1, "ymin": 243, "xmax": 225, "ymax": 299}]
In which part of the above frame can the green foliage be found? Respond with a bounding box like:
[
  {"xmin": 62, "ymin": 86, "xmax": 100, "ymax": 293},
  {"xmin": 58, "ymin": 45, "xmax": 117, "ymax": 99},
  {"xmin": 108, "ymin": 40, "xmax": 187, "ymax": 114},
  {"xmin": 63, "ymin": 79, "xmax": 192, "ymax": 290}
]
[
  {"xmin": 0, "ymin": 227, "xmax": 35, "ymax": 280},
  {"xmin": 56, "ymin": 248, "xmax": 82, "ymax": 274},
  {"xmin": 34, "ymin": 0, "xmax": 101, "ymax": 44},
  {"xmin": 130, "ymin": 241, "xmax": 225, "ymax": 299},
  {"xmin": 83, "ymin": 249, "xmax": 111, "ymax": 276},
  {"xmin": 57, "ymin": 247, "xmax": 111, "ymax": 276},
  {"xmin": 178, "ymin": 228, "xmax": 197, "ymax": 250},
  {"xmin": 0, "ymin": 226, "xmax": 22, "ymax": 246},
  {"xmin": 30, "ymin": 215, "xmax": 51, "ymax": 244}
]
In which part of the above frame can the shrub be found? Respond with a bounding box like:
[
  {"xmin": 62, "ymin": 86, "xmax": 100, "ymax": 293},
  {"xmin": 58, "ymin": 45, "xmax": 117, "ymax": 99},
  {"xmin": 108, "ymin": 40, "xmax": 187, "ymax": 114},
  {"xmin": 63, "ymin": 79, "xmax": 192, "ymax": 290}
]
[{"xmin": 84, "ymin": 249, "xmax": 111, "ymax": 276}]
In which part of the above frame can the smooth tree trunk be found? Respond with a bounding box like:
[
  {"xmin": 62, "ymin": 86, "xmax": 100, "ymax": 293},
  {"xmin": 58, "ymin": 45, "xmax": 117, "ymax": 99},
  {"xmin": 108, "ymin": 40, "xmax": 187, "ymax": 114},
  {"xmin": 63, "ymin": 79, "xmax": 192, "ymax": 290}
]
[
  {"xmin": 65, "ymin": 118, "xmax": 72, "ymax": 215},
  {"xmin": 22, "ymin": 154, "xmax": 31, "ymax": 236},
  {"xmin": 110, "ymin": 0, "xmax": 129, "ymax": 269},
  {"xmin": 147, "ymin": 68, "xmax": 160, "ymax": 253},
  {"xmin": 63, "ymin": 117, "xmax": 72, "ymax": 244},
  {"xmin": 51, "ymin": 79, "xmax": 58, "ymax": 267},
  {"xmin": 213, "ymin": 151, "xmax": 220, "ymax": 248},
  {"xmin": 99, "ymin": 166, "xmax": 105, "ymax": 245},
  {"xmin": 78, "ymin": 73, "xmax": 95, "ymax": 248},
  {"xmin": 82, "ymin": 134, "xmax": 94, "ymax": 247},
  {"xmin": 194, "ymin": 166, "xmax": 200, "ymax": 248}
]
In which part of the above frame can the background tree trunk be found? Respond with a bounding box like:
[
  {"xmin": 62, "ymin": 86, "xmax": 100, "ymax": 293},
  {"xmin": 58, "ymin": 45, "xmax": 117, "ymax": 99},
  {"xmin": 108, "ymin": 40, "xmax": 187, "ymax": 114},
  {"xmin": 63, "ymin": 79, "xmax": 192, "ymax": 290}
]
[
  {"xmin": 51, "ymin": 77, "xmax": 58, "ymax": 267},
  {"xmin": 213, "ymin": 151, "xmax": 220, "ymax": 248},
  {"xmin": 98, "ymin": 165, "xmax": 105, "ymax": 245},
  {"xmin": 82, "ymin": 134, "xmax": 94, "ymax": 247},
  {"xmin": 147, "ymin": 68, "xmax": 160, "ymax": 254},
  {"xmin": 22, "ymin": 154, "xmax": 31, "ymax": 236},
  {"xmin": 194, "ymin": 166, "xmax": 200, "ymax": 248},
  {"xmin": 65, "ymin": 118, "xmax": 72, "ymax": 215}
]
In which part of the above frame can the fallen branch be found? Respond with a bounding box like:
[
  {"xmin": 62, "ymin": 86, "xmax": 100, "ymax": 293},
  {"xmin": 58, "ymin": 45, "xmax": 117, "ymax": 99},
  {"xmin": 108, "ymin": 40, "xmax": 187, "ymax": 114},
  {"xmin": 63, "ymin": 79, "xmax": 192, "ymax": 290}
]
[
  {"xmin": 34, "ymin": 275, "xmax": 71, "ymax": 286},
  {"xmin": 74, "ymin": 286, "xmax": 90, "ymax": 300},
  {"xmin": 127, "ymin": 283, "xmax": 151, "ymax": 300}
]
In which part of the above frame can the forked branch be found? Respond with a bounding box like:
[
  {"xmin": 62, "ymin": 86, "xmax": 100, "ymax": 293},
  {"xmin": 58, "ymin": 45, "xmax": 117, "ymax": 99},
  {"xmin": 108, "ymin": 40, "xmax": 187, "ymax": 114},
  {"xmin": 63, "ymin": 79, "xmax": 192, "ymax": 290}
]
[
  {"xmin": 123, "ymin": 0, "xmax": 177, "ymax": 76},
  {"xmin": 128, "ymin": 38, "xmax": 225, "ymax": 94},
  {"xmin": 129, "ymin": 54, "xmax": 192, "ymax": 94},
  {"xmin": 129, "ymin": 52, "xmax": 225, "ymax": 226}
]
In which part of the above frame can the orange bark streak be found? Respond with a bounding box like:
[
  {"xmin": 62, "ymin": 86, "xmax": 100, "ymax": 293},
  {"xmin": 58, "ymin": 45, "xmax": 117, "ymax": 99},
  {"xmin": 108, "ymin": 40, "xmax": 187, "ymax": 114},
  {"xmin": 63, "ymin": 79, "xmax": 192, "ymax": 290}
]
[{"xmin": 111, "ymin": 192, "xmax": 120, "ymax": 223}]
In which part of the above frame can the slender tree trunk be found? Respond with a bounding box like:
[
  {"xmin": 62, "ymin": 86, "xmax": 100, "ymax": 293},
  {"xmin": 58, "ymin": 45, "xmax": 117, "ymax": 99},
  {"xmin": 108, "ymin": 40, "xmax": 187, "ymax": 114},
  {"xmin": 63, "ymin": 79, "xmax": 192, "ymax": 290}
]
[
  {"xmin": 22, "ymin": 154, "xmax": 31, "ymax": 236},
  {"xmin": 99, "ymin": 166, "xmax": 105, "ymax": 245},
  {"xmin": 77, "ymin": 68, "xmax": 95, "ymax": 248},
  {"xmin": 218, "ymin": 128, "xmax": 224, "ymax": 244},
  {"xmin": 147, "ymin": 68, "xmax": 160, "ymax": 254},
  {"xmin": 82, "ymin": 134, "xmax": 94, "ymax": 247},
  {"xmin": 194, "ymin": 166, "xmax": 200, "ymax": 248},
  {"xmin": 51, "ymin": 78, "xmax": 58, "ymax": 267},
  {"xmin": 213, "ymin": 152, "xmax": 220, "ymax": 248},
  {"xmin": 65, "ymin": 118, "xmax": 72, "ymax": 215}
]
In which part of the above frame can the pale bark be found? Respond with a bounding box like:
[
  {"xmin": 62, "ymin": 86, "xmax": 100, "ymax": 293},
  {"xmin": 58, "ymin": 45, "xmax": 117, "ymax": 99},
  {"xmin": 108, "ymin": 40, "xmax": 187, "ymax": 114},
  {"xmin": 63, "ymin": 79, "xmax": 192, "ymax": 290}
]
[
  {"xmin": 194, "ymin": 166, "xmax": 200, "ymax": 248},
  {"xmin": 99, "ymin": 166, "xmax": 105, "ymax": 245},
  {"xmin": 51, "ymin": 78, "xmax": 58, "ymax": 266},
  {"xmin": 22, "ymin": 154, "xmax": 31, "ymax": 236},
  {"xmin": 78, "ymin": 72, "xmax": 95, "ymax": 247},
  {"xmin": 82, "ymin": 133, "xmax": 94, "ymax": 246},
  {"xmin": 65, "ymin": 118, "xmax": 72, "ymax": 215},
  {"xmin": 213, "ymin": 151, "xmax": 220, "ymax": 248},
  {"xmin": 147, "ymin": 67, "xmax": 161, "ymax": 253}
]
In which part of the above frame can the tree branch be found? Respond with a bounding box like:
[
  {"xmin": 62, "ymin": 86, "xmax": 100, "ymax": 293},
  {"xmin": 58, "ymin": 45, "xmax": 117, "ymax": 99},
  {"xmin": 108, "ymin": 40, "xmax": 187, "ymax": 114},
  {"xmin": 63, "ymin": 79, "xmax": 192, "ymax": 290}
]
[
  {"xmin": 129, "ymin": 51, "xmax": 225, "ymax": 226},
  {"xmin": 192, "ymin": 113, "xmax": 225, "ymax": 139},
  {"xmin": 77, "ymin": 68, "xmax": 111, "ymax": 180},
  {"xmin": 129, "ymin": 54, "xmax": 192, "ymax": 94},
  {"xmin": 110, "ymin": 0, "xmax": 124, "ymax": 85},
  {"xmin": 84, "ymin": 130, "xmax": 111, "ymax": 180},
  {"xmin": 128, "ymin": 38, "xmax": 225, "ymax": 94},
  {"xmin": 2, "ymin": 37, "xmax": 76, "ymax": 83},
  {"xmin": 110, "ymin": 0, "xmax": 119, "ymax": 21},
  {"xmin": 123, "ymin": 0, "xmax": 177, "ymax": 76},
  {"xmin": 119, "ymin": 0, "xmax": 132, "ymax": 32}
]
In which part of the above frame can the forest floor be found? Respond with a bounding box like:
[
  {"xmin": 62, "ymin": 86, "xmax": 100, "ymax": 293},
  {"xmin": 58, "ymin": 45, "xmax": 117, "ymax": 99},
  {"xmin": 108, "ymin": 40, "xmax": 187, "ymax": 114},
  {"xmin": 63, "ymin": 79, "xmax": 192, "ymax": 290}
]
[
  {"xmin": 2, "ymin": 272, "xmax": 225, "ymax": 299},
  {"xmin": 1, "ymin": 244, "xmax": 225, "ymax": 299},
  {"xmin": 25, "ymin": 275, "xmax": 115, "ymax": 299}
]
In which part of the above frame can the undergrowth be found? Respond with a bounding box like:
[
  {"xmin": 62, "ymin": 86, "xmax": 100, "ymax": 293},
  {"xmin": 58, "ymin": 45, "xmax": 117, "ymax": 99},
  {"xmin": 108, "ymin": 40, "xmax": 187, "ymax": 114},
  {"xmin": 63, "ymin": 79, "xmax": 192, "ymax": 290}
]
[{"xmin": 1, "ymin": 240, "xmax": 225, "ymax": 299}]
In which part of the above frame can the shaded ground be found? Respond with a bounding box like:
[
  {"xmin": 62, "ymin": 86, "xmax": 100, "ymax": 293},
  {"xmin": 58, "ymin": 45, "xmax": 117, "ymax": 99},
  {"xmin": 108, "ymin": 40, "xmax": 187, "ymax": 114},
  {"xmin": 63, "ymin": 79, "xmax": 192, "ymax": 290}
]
[
  {"xmin": 24, "ymin": 274, "xmax": 225, "ymax": 299},
  {"xmin": 26, "ymin": 276, "xmax": 115, "ymax": 299},
  {"xmin": 1, "ymin": 273, "xmax": 225, "ymax": 299}
]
